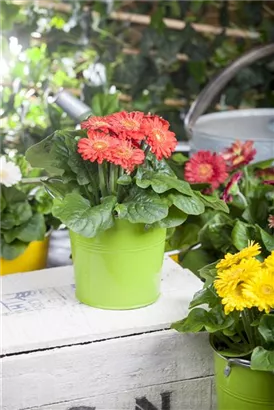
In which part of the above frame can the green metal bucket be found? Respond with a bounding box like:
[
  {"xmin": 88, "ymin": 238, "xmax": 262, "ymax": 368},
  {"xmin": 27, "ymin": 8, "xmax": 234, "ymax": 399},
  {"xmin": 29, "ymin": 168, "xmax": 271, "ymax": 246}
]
[
  {"xmin": 213, "ymin": 349, "xmax": 274, "ymax": 410},
  {"xmin": 69, "ymin": 220, "xmax": 166, "ymax": 310}
]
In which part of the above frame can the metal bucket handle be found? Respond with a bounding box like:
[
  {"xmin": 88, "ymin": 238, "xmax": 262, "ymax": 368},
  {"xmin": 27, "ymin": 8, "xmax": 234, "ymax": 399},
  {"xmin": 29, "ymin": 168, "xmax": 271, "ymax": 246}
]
[{"xmin": 185, "ymin": 43, "xmax": 274, "ymax": 137}]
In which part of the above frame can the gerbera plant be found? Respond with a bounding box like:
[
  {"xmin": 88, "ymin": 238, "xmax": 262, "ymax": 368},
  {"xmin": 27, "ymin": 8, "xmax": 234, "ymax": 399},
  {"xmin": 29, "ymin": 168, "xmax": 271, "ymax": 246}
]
[
  {"xmin": 0, "ymin": 154, "xmax": 56, "ymax": 260},
  {"xmin": 25, "ymin": 111, "xmax": 228, "ymax": 238},
  {"xmin": 166, "ymin": 140, "xmax": 274, "ymax": 274},
  {"xmin": 172, "ymin": 243, "xmax": 274, "ymax": 371}
]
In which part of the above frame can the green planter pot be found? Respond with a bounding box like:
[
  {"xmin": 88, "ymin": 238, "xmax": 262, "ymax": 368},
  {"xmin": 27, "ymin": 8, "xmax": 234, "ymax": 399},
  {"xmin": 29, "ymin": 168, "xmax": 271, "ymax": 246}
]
[
  {"xmin": 69, "ymin": 220, "xmax": 166, "ymax": 310},
  {"xmin": 213, "ymin": 349, "xmax": 274, "ymax": 410}
]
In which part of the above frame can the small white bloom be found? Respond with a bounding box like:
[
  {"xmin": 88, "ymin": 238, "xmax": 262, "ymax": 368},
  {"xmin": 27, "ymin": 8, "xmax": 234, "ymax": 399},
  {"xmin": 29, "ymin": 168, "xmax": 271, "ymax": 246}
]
[{"xmin": 0, "ymin": 156, "xmax": 22, "ymax": 187}]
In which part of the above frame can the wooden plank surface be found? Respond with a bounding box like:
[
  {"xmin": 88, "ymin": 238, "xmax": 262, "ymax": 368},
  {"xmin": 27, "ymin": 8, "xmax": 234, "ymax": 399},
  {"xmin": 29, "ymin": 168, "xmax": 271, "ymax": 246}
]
[
  {"xmin": 1, "ymin": 256, "xmax": 202, "ymax": 355},
  {"xmin": 2, "ymin": 330, "xmax": 214, "ymax": 410},
  {"xmin": 15, "ymin": 377, "xmax": 214, "ymax": 410}
]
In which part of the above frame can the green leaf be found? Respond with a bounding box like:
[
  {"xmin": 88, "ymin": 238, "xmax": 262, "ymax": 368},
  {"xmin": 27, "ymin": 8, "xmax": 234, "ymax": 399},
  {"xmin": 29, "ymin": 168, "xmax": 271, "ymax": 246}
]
[
  {"xmin": 1, "ymin": 202, "xmax": 32, "ymax": 229},
  {"xmin": 0, "ymin": 239, "xmax": 28, "ymax": 260},
  {"xmin": 156, "ymin": 206, "xmax": 187, "ymax": 228},
  {"xmin": 249, "ymin": 158, "xmax": 274, "ymax": 170},
  {"xmin": 26, "ymin": 130, "xmax": 86, "ymax": 176},
  {"xmin": 182, "ymin": 249, "xmax": 217, "ymax": 279},
  {"xmin": 52, "ymin": 193, "xmax": 117, "ymax": 238},
  {"xmin": 43, "ymin": 179, "xmax": 80, "ymax": 200},
  {"xmin": 196, "ymin": 192, "xmax": 229, "ymax": 213},
  {"xmin": 167, "ymin": 222, "xmax": 201, "ymax": 250},
  {"xmin": 231, "ymin": 220, "xmax": 257, "ymax": 250},
  {"xmin": 199, "ymin": 213, "xmax": 234, "ymax": 252},
  {"xmin": 91, "ymin": 93, "xmax": 120, "ymax": 116},
  {"xmin": 258, "ymin": 314, "xmax": 274, "ymax": 344},
  {"xmin": 189, "ymin": 285, "xmax": 219, "ymax": 309},
  {"xmin": 0, "ymin": 194, "xmax": 6, "ymax": 212},
  {"xmin": 199, "ymin": 261, "xmax": 218, "ymax": 286},
  {"xmin": 251, "ymin": 347, "xmax": 274, "ymax": 371},
  {"xmin": 3, "ymin": 213, "xmax": 46, "ymax": 244},
  {"xmin": 117, "ymin": 175, "xmax": 132, "ymax": 186},
  {"xmin": 65, "ymin": 136, "xmax": 97, "ymax": 186},
  {"xmin": 171, "ymin": 308, "xmax": 208, "ymax": 333},
  {"xmin": 136, "ymin": 172, "xmax": 193, "ymax": 196},
  {"xmin": 168, "ymin": 192, "xmax": 205, "ymax": 215},
  {"xmin": 172, "ymin": 306, "xmax": 234, "ymax": 334},
  {"xmin": 2, "ymin": 186, "xmax": 26, "ymax": 203},
  {"xmin": 115, "ymin": 188, "xmax": 168, "ymax": 224},
  {"xmin": 256, "ymin": 225, "xmax": 274, "ymax": 252}
]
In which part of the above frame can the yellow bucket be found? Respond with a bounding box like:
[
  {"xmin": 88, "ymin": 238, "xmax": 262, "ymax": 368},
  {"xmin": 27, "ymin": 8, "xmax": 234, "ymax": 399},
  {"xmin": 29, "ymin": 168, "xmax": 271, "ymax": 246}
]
[{"xmin": 0, "ymin": 236, "xmax": 50, "ymax": 275}]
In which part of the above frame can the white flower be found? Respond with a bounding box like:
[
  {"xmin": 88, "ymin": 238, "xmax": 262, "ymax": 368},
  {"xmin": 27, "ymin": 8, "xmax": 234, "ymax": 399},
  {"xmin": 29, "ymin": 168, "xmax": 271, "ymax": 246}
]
[{"xmin": 0, "ymin": 156, "xmax": 22, "ymax": 187}]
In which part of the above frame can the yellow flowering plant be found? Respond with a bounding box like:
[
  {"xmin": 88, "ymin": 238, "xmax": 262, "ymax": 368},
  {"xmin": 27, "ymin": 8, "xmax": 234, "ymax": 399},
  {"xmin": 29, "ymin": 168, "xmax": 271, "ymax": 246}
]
[{"xmin": 172, "ymin": 242, "xmax": 274, "ymax": 371}]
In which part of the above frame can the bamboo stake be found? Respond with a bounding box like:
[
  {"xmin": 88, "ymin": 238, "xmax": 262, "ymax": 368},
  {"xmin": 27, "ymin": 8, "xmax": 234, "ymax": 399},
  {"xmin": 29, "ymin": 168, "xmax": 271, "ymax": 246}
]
[{"xmin": 12, "ymin": 1, "xmax": 260, "ymax": 39}]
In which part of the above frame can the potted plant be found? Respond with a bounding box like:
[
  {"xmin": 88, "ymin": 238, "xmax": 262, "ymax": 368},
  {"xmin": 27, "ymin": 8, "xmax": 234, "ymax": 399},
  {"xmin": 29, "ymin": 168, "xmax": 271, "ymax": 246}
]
[
  {"xmin": 172, "ymin": 243, "xmax": 274, "ymax": 409},
  {"xmin": 166, "ymin": 141, "xmax": 274, "ymax": 273},
  {"xmin": 26, "ymin": 111, "xmax": 228, "ymax": 309},
  {"xmin": 0, "ymin": 154, "xmax": 56, "ymax": 275}
]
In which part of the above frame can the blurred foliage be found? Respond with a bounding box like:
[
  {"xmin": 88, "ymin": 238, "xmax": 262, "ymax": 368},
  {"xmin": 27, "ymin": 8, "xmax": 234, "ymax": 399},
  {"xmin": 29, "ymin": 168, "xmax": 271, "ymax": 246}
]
[{"xmin": 1, "ymin": 0, "xmax": 274, "ymax": 153}]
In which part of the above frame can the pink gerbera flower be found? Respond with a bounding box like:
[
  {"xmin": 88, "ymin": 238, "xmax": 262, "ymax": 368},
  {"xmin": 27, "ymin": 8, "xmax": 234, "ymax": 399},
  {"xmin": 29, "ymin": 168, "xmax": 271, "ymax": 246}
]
[{"xmin": 184, "ymin": 151, "xmax": 228, "ymax": 190}]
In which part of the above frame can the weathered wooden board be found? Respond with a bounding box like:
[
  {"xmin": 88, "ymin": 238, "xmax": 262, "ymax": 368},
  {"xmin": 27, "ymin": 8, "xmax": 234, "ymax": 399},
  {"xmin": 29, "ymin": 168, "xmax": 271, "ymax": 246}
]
[
  {"xmin": 2, "ymin": 331, "xmax": 213, "ymax": 410},
  {"xmin": 1, "ymin": 256, "xmax": 202, "ymax": 355},
  {"xmin": 1, "ymin": 257, "xmax": 214, "ymax": 410},
  {"xmin": 26, "ymin": 376, "xmax": 214, "ymax": 410}
]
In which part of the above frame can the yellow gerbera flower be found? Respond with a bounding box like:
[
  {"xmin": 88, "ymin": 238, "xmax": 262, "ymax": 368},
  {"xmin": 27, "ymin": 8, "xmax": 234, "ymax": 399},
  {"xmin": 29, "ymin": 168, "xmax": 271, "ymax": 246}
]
[
  {"xmin": 243, "ymin": 268, "xmax": 274, "ymax": 313},
  {"xmin": 214, "ymin": 257, "xmax": 261, "ymax": 298},
  {"xmin": 263, "ymin": 252, "xmax": 274, "ymax": 270},
  {"xmin": 216, "ymin": 242, "xmax": 261, "ymax": 271},
  {"xmin": 221, "ymin": 283, "xmax": 254, "ymax": 315}
]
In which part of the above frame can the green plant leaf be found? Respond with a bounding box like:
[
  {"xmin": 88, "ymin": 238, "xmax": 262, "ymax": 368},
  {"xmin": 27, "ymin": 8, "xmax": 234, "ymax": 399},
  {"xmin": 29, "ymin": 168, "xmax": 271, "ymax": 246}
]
[
  {"xmin": 156, "ymin": 206, "xmax": 187, "ymax": 228},
  {"xmin": 169, "ymin": 192, "xmax": 205, "ymax": 215},
  {"xmin": 256, "ymin": 225, "xmax": 274, "ymax": 252},
  {"xmin": 115, "ymin": 188, "xmax": 168, "ymax": 224},
  {"xmin": 0, "ymin": 239, "xmax": 28, "ymax": 260},
  {"xmin": 171, "ymin": 308, "xmax": 209, "ymax": 333},
  {"xmin": 249, "ymin": 158, "xmax": 274, "ymax": 170},
  {"xmin": 258, "ymin": 314, "xmax": 274, "ymax": 344},
  {"xmin": 91, "ymin": 93, "xmax": 120, "ymax": 116},
  {"xmin": 3, "ymin": 213, "xmax": 46, "ymax": 244},
  {"xmin": 199, "ymin": 262, "xmax": 218, "ymax": 286},
  {"xmin": 1, "ymin": 202, "xmax": 32, "ymax": 229},
  {"xmin": 182, "ymin": 249, "xmax": 217, "ymax": 279},
  {"xmin": 136, "ymin": 172, "xmax": 193, "ymax": 196},
  {"xmin": 231, "ymin": 220, "xmax": 258, "ymax": 250},
  {"xmin": 117, "ymin": 175, "xmax": 132, "ymax": 185},
  {"xmin": 189, "ymin": 285, "xmax": 219, "ymax": 309},
  {"xmin": 251, "ymin": 347, "xmax": 274, "ymax": 371},
  {"xmin": 52, "ymin": 194, "xmax": 117, "ymax": 238},
  {"xmin": 26, "ymin": 130, "xmax": 86, "ymax": 176},
  {"xmin": 172, "ymin": 306, "xmax": 234, "ymax": 334},
  {"xmin": 196, "ymin": 192, "xmax": 229, "ymax": 213},
  {"xmin": 2, "ymin": 186, "xmax": 26, "ymax": 203}
]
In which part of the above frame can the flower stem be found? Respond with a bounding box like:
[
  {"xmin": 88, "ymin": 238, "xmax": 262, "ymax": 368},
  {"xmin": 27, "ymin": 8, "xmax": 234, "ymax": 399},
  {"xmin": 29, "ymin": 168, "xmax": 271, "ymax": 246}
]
[
  {"xmin": 242, "ymin": 309, "xmax": 256, "ymax": 349},
  {"xmin": 98, "ymin": 163, "xmax": 108, "ymax": 198},
  {"xmin": 243, "ymin": 166, "xmax": 250, "ymax": 198},
  {"xmin": 109, "ymin": 163, "xmax": 118, "ymax": 195}
]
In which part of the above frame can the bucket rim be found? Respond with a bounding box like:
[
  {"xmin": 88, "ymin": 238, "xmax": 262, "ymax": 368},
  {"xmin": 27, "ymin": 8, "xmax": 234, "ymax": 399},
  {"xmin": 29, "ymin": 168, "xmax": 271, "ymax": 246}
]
[{"xmin": 210, "ymin": 334, "xmax": 252, "ymax": 369}]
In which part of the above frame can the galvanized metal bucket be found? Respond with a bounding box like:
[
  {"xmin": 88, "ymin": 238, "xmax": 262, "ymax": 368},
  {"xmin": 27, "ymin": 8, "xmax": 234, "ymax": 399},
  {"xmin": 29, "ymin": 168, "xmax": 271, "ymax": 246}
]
[{"xmin": 184, "ymin": 44, "xmax": 274, "ymax": 160}]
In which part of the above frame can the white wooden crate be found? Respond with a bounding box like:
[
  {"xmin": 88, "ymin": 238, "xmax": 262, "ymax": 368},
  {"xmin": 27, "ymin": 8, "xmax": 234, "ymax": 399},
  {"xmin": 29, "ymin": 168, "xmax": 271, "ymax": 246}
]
[{"xmin": 1, "ymin": 256, "xmax": 214, "ymax": 410}]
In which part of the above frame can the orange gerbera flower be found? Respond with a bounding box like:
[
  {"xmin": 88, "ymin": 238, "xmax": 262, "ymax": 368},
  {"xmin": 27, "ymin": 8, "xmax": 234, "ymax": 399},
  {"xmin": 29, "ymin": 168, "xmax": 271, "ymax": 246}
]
[
  {"xmin": 222, "ymin": 140, "xmax": 256, "ymax": 170},
  {"xmin": 141, "ymin": 116, "xmax": 177, "ymax": 160},
  {"xmin": 109, "ymin": 140, "xmax": 145, "ymax": 172},
  {"xmin": 78, "ymin": 132, "xmax": 117, "ymax": 164},
  {"xmin": 108, "ymin": 111, "xmax": 145, "ymax": 141},
  {"xmin": 80, "ymin": 116, "xmax": 111, "ymax": 132},
  {"xmin": 184, "ymin": 151, "xmax": 228, "ymax": 190}
]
